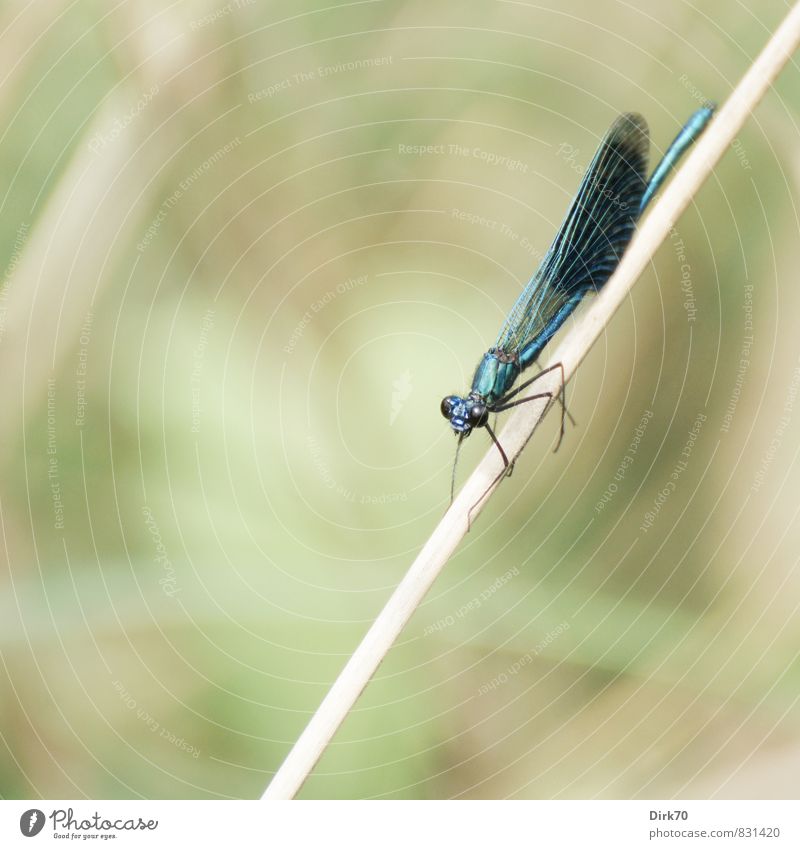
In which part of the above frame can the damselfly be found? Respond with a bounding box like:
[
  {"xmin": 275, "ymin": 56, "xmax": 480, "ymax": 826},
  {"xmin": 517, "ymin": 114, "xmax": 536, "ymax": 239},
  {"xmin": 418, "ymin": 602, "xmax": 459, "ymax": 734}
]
[{"xmin": 441, "ymin": 106, "xmax": 714, "ymax": 497}]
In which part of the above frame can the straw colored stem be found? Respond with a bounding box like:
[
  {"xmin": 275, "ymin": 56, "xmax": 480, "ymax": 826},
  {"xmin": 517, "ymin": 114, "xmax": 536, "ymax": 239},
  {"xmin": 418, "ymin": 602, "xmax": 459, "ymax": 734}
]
[{"xmin": 261, "ymin": 1, "xmax": 800, "ymax": 800}]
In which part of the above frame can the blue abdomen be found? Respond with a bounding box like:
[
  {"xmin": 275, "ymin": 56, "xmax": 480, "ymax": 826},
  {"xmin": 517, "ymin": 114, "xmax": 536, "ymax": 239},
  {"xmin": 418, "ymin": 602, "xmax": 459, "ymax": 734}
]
[{"xmin": 470, "ymin": 350, "xmax": 520, "ymax": 405}]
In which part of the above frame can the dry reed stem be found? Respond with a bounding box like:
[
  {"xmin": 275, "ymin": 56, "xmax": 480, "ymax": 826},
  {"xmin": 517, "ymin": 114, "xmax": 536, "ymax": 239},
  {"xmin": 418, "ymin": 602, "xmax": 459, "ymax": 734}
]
[{"xmin": 262, "ymin": 1, "xmax": 800, "ymax": 800}]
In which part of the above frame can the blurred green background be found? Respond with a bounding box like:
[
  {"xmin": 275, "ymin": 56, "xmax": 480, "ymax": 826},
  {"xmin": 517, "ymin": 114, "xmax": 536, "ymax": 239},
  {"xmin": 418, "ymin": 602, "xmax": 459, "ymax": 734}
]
[{"xmin": 0, "ymin": 0, "xmax": 799, "ymax": 799}]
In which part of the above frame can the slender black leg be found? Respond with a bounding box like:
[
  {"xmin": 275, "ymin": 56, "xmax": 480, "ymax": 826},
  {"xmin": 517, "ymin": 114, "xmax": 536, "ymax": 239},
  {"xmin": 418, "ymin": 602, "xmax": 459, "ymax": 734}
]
[
  {"xmin": 492, "ymin": 390, "xmax": 553, "ymax": 413},
  {"xmin": 531, "ymin": 362, "xmax": 576, "ymax": 428},
  {"xmin": 484, "ymin": 421, "xmax": 509, "ymax": 469},
  {"xmin": 463, "ymin": 423, "xmax": 507, "ymax": 530},
  {"xmin": 552, "ymin": 361, "xmax": 574, "ymax": 449},
  {"xmin": 497, "ymin": 362, "xmax": 563, "ymax": 404},
  {"xmin": 494, "ymin": 361, "xmax": 573, "ymax": 451},
  {"xmin": 466, "ymin": 422, "xmax": 522, "ymax": 531}
]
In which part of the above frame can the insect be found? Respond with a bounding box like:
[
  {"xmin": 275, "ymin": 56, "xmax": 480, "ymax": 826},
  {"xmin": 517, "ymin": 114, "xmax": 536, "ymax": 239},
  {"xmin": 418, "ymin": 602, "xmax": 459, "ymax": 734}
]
[{"xmin": 441, "ymin": 106, "xmax": 714, "ymax": 498}]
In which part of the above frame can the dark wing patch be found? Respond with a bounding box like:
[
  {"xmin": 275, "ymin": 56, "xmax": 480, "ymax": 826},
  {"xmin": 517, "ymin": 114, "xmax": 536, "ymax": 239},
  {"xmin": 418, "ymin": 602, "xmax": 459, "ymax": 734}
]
[{"xmin": 495, "ymin": 113, "xmax": 649, "ymax": 355}]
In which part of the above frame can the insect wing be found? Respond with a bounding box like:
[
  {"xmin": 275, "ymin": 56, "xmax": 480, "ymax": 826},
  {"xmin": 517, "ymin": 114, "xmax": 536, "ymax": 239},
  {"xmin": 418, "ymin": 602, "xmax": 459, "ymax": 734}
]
[{"xmin": 495, "ymin": 113, "xmax": 649, "ymax": 355}]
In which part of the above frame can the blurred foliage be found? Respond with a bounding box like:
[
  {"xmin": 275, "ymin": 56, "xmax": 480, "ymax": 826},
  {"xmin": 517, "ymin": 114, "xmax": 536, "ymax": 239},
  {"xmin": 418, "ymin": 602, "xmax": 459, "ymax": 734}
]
[{"xmin": 0, "ymin": 0, "xmax": 799, "ymax": 799}]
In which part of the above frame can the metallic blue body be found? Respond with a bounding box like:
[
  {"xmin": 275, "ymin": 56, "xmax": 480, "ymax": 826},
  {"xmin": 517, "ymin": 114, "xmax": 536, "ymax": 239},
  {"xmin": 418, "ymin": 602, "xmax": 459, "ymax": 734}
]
[
  {"xmin": 639, "ymin": 105, "xmax": 714, "ymax": 211},
  {"xmin": 445, "ymin": 105, "xmax": 714, "ymax": 434},
  {"xmin": 470, "ymin": 350, "xmax": 521, "ymax": 406}
]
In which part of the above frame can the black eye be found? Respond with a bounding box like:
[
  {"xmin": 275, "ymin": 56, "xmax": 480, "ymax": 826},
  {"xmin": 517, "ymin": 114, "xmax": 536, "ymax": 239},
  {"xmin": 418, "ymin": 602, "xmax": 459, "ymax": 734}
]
[
  {"xmin": 440, "ymin": 396, "xmax": 458, "ymax": 418},
  {"xmin": 469, "ymin": 403, "xmax": 488, "ymax": 427}
]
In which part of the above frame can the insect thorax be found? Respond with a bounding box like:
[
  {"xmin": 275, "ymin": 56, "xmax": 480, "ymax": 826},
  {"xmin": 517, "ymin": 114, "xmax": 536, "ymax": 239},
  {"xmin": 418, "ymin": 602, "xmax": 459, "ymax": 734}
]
[{"xmin": 470, "ymin": 349, "xmax": 521, "ymax": 405}]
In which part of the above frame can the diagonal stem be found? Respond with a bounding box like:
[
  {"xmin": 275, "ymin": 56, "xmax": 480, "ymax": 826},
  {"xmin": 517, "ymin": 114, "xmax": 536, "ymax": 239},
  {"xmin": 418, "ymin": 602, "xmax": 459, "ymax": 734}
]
[{"xmin": 261, "ymin": 0, "xmax": 800, "ymax": 800}]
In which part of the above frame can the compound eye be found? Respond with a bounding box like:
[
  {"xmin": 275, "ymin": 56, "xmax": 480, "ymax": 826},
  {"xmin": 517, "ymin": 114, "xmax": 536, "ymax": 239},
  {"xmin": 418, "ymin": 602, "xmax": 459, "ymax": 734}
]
[
  {"xmin": 469, "ymin": 403, "xmax": 488, "ymax": 427},
  {"xmin": 440, "ymin": 396, "xmax": 459, "ymax": 419}
]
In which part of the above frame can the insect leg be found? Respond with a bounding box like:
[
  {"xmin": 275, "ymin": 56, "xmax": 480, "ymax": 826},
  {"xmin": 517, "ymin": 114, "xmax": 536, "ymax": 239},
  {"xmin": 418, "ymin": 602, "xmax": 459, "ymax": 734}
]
[
  {"xmin": 465, "ymin": 423, "xmax": 510, "ymax": 531},
  {"xmin": 484, "ymin": 421, "xmax": 509, "ymax": 468},
  {"xmin": 497, "ymin": 389, "xmax": 568, "ymax": 453},
  {"xmin": 497, "ymin": 362, "xmax": 574, "ymax": 442}
]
